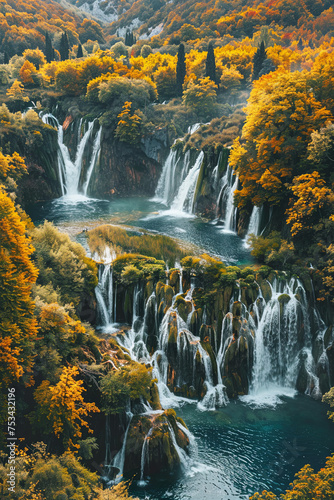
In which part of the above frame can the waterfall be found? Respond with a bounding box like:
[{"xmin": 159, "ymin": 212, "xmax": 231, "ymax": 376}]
[
  {"xmin": 244, "ymin": 206, "xmax": 263, "ymax": 247},
  {"xmin": 169, "ymin": 151, "xmax": 204, "ymax": 215},
  {"xmin": 111, "ymin": 412, "xmax": 133, "ymax": 481},
  {"xmin": 95, "ymin": 264, "xmax": 115, "ymax": 331},
  {"xmin": 154, "ymin": 149, "xmax": 180, "ymax": 205},
  {"xmin": 138, "ymin": 427, "xmax": 153, "ymax": 484},
  {"xmin": 216, "ymin": 163, "xmax": 238, "ymax": 231},
  {"xmin": 96, "ymin": 263, "xmax": 329, "ymax": 411},
  {"xmin": 42, "ymin": 113, "xmax": 101, "ymax": 199},
  {"xmin": 83, "ymin": 126, "xmax": 102, "ymax": 196}
]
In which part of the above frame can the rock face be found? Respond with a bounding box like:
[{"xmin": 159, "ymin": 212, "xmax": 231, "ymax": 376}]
[{"xmin": 123, "ymin": 409, "xmax": 189, "ymax": 475}]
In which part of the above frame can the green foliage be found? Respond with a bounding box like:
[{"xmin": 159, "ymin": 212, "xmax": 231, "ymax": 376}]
[
  {"xmin": 323, "ymin": 387, "xmax": 334, "ymax": 422},
  {"xmin": 205, "ymin": 42, "xmax": 216, "ymax": 83},
  {"xmin": 0, "ymin": 444, "xmax": 100, "ymax": 499},
  {"xmin": 248, "ymin": 231, "xmax": 282, "ymax": 264},
  {"xmin": 31, "ymin": 221, "xmax": 98, "ymax": 309},
  {"xmin": 100, "ymin": 363, "xmax": 152, "ymax": 414}
]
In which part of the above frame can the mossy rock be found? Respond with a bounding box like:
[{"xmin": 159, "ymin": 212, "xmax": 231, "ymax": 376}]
[
  {"xmin": 222, "ymin": 285, "xmax": 233, "ymax": 313},
  {"xmin": 257, "ymin": 276, "xmax": 272, "ymax": 302},
  {"xmin": 232, "ymin": 301, "xmax": 242, "ymax": 317},
  {"xmin": 164, "ymin": 285, "xmax": 174, "ymax": 308},
  {"xmin": 278, "ymin": 294, "xmax": 291, "ymax": 305},
  {"xmin": 169, "ymin": 269, "xmax": 180, "ymax": 288},
  {"xmin": 155, "ymin": 281, "xmax": 165, "ymax": 302},
  {"xmin": 145, "ymin": 279, "xmax": 154, "ymax": 300},
  {"xmin": 150, "ymin": 382, "xmax": 162, "ymax": 410}
]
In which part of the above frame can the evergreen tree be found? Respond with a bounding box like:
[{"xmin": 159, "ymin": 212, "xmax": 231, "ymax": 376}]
[
  {"xmin": 4, "ymin": 51, "xmax": 9, "ymax": 64},
  {"xmin": 252, "ymin": 41, "xmax": 266, "ymax": 81},
  {"xmin": 77, "ymin": 43, "xmax": 83, "ymax": 58},
  {"xmin": 45, "ymin": 32, "xmax": 53, "ymax": 63},
  {"xmin": 125, "ymin": 30, "xmax": 134, "ymax": 46},
  {"xmin": 176, "ymin": 43, "xmax": 186, "ymax": 96},
  {"xmin": 205, "ymin": 42, "xmax": 216, "ymax": 84},
  {"xmin": 59, "ymin": 32, "xmax": 70, "ymax": 61}
]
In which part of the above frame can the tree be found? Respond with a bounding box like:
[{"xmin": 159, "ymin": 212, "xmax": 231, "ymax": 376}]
[
  {"xmin": 59, "ymin": 32, "xmax": 70, "ymax": 61},
  {"xmin": 176, "ymin": 42, "xmax": 186, "ymax": 96},
  {"xmin": 76, "ymin": 43, "xmax": 83, "ymax": 58},
  {"xmin": 307, "ymin": 122, "xmax": 334, "ymax": 183},
  {"xmin": 6, "ymin": 79, "xmax": 29, "ymax": 102},
  {"xmin": 22, "ymin": 48, "xmax": 46, "ymax": 70},
  {"xmin": 229, "ymin": 70, "xmax": 331, "ymax": 208},
  {"xmin": 286, "ymin": 171, "xmax": 334, "ymax": 242},
  {"xmin": 45, "ymin": 32, "xmax": 54, "ymax": 63},
  {"xmin": 252, "ymin": 41, "xmax": 266, "ymax": 81},
  {"xmin": 19, "ymin": 60, "xmax": 38, "ymax": 87},
  {"xmin": 182, "ymin": 76, "xmax": 217, "ymax": 118},
  {"xmin": 0, "ymin": 184, "xmax": 38, "ymax": 390},
  {"xmin": 33, "ymin": 366, "xmax": 99, "ymax": 450},
  {"xmin": 125, "ymin": 30, "xmax": 134, "ymax": 46},
  {"xmin": 115, "ymin": 101, "xmax": 142, "ymax": 145},
  {"xmin": 205, "ymin": 42, "xmax": 216, "ymax": 84}
]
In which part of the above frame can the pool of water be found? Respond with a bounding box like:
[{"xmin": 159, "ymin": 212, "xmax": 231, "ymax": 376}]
[
  {"xmin": 27, "ymin": 196, "xmax": 252, "ymax": 265},
  {"xmin": 128, "ymin": 394, "xmax": 334, "ymax": 499}
]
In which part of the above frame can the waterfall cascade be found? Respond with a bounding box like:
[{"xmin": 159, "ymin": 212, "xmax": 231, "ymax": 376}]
[
  {"xmin": 96, "ymin": 265, "xmax": 331, "ymax": 410},
  {"xmin": 244, "ymin": 206, "xmax": 263, "ymax": 247},
  {"xmin": 42, "ymin": 113, "xmax": 101, "ymax": 199}
]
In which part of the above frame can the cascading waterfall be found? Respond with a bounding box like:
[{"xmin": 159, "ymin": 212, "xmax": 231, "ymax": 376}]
[
  {"xmin": 216, "ymin": 163, "xmax": 239, "ymax": 231},
  {"xmin": 96, "ymin": 262, "xmax": 330, "ymax": 411},
  {"xmin": 42, "ymin": 113, "xmax": 101, "ymax": 198},
  {"xmin": 244, "ymin": 206, "xmax": 263, "ymax": 247},
  {"xmin": 95, "ymin": 264, "xmax": 115, "ymax": 330},
  {"xmin": 169, "ymin": 151, "xmax": 204, "ymax": 214}
]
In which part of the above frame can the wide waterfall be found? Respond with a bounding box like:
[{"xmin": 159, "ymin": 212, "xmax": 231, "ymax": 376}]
[
  {"xmin": 42, "ymin": 113, "xmax": 101, "ymax": 199},
  {"xmin": 95, "ymin": 264, "xmax": 331, "ymax": 413}
]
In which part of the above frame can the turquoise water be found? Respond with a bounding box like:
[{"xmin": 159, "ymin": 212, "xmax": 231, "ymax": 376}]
[
  {"xmin": 27, "ymin": 196, "xmax": 252, "ymax": 265},
  {"xmin": 27, "ymin": 196, "xmax": 334, "ymax": 499},
  {"xmin": 128, "ymin": 395, "xmax": 334, "ymax": 499}
]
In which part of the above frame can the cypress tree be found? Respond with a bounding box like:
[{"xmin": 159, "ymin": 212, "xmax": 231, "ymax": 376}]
[
  {"xmin": 252, "ymin": 41, "xmax": 266, "ymax": 81},
  {"xmin": 60, "ymin": 32, "xmax": 70, "ymax": 61},
  {"xmin": 205, "ymin": 42, "xmax": 216, "ymax": 84},
  {"xmin": 45, "ymin": 32, "xmax": 53, "ymax": 63},
  {"xmin": 176, "ymin": 43, "xmax": 186, "ymax": 96},
  {"xmin": 77, "ymin": 43, "xmax": 83, "ymax": 58},
  {"xmin": 4, "ymin": 51, "xmax": 9, "ymax": 64}
]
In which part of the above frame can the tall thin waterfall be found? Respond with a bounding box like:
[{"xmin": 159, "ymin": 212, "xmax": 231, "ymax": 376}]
[
  {"xmin": 216, "ymin": 163, "xmax": 238, "ymax": 231},
  {"xmin": 95, "ymin": 264, "xmax": 115, "ymax": 329},
  {"xmin": 244, "ymin": 206, "xmax": 263, "ymax": 247},
  {"xmin": 42, "ymin": 113, "xmax": 101, "ymax": 198}
]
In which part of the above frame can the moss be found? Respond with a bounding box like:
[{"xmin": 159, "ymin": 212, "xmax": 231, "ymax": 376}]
[
  {"xmin": 168, "ymin": 325, "xmax": 178, "ymax": 345},
  {"xmin": 278, "ymin": 293, "xmax": 291, "ymax": 305}
]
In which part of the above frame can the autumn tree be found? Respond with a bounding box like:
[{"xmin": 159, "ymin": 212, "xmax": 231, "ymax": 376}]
[
  {"xmin": 33, "ymin": 365, "xmax": 99, "ymax": 450},
  {"xmin": 176, "ymin": 42, "xmax": 186, "ymax": 96},
  {"xmin": 23, "ymin": 48, "xmax": 46, "ymax": 70},
  {"xmin": 19, "ymin": 60, "xmax": 39, "ymax": 87},
  {"xmin": 286, "ymin": 172, "xmax": 334, "ymax": 244},
  {"xmin": 307, "ymin": 122, "xmax": 334, "ymax": 184},
  {"xmin": 229, "ymin": 70, "xmax": 331, "ymax": 208},
  {"xmin": 182, "ymin": 77, "xmax": 218, "ymax": 118},
  {"xmin": 0, "ymin": 153, "xmax": 38, "ymax": 391},
  {"xmin": 115, "ymin": 101, "xmax": 142, "ymax": 144},
  {"xmin": 6, "ymin": 79, "xmax": 29, "ymax": 103}
]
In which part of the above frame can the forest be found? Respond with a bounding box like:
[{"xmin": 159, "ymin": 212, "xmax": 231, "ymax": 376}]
[{"xmin": 0, "ymin": 0, "xmax": 334, "ymax": 498}]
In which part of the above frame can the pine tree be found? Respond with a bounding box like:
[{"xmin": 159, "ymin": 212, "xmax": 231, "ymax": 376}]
[
  {"xmin": 176, "ymin": 43, "xmax": 186, "ymax": 96},
  {"xmin": 4, "ymin": 51, "xmax": 9, "ymax": 64},
  {"xmin": 59, "ymin": 32, "xmax": 70, "ymax": 61},
  {"xmin": 205, "ymin": 42, "xmax": 216, "ymax": 84},
  {"xmin": 125, "ymin": 30, "xmax": 134, "ymax": 46},
  {"xmin": 252, "ymin": 41, "xmax": 266, "ymax": 81},
  {"xmin": 77, "ymin": 43, "xmax": 83, "ymax": 58},
  {"xmin": 45, "ymin": 32, "xmax": 53, "ymax": 63}
]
